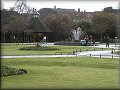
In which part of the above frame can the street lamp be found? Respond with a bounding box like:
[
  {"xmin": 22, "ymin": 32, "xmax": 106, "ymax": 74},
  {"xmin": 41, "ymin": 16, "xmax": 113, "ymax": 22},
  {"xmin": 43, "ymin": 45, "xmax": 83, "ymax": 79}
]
[
  {"xmin": 13, "ymin": 35, "xmax": 16, "ymax": 43},
  {"xmin": 115, "ymin": 37, "xmax": 117, "ymax": 47}
]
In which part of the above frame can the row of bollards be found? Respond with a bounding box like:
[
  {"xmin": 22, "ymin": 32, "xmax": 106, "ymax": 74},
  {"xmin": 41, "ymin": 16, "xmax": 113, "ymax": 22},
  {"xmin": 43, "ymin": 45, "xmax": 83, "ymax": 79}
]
[
  {"xmin": 72, "ymin": 48, "xmax": 115, "ymax": 58},
  {"xmin": 73, "ymin": 48, "xmax": 114, "ymax": 54},
  {"xmin": 70, "ymin": 54, "xmax": 115, "ymax": 58},
  {"xmin": 54, "ymin": 53, "xmax": 116, "ymax": 58},
  {"xmin": 90, "ymin": 54, "xmax": 114, "ymax": 58},
  {"xmin": 55, "ymin": 48, "xmax": 115, "ymax": 58}
]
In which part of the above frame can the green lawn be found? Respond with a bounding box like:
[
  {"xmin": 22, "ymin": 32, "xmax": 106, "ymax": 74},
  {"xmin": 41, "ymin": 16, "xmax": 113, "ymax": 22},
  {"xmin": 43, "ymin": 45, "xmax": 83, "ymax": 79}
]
[
  {"xmin": 1, "ymin": 57, "xmax": 119, "ymax": 89},
  {"xmin": 1, "ymin": 44, "xmax": 111, "ymax": 56}
]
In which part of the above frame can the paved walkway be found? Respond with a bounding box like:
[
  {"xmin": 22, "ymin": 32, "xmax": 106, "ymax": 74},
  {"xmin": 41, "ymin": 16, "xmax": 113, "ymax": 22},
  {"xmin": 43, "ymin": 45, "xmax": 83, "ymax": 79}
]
[
  {"xmin": 76, "ymin": 50, "xmax": 119, "ymax": 58},
  {"xmin": 1, "ymin": 55, "xmax": 75, "ymax": 58},
  {"xmin": 1, "ymin": 43, "xmax": 120, "ymax": 59},
  {"xmin": 1, "ymin": 50, "xmax": 119, "ymax": 59},
  {"xmin": 78, "ymin": 43, "xmax": 119, "ymax": 58},
  {"xmin": 90, "ymin": 43, "xmax": 119, "ymax": 49}
]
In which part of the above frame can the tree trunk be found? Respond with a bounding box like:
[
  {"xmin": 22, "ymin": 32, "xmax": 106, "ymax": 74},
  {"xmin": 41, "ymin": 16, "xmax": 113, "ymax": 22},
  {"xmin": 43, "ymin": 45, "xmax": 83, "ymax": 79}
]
[
  {"xmin": 3, "ymin": 31, "xmax": 6, "ymax": 43},
  {"xmin": 17, "ymin": 33, "xmax": 19, "ymax": 44},
  {"xmin": 100, "ymin": 33, "xmax": 102, "ymax": 44}
]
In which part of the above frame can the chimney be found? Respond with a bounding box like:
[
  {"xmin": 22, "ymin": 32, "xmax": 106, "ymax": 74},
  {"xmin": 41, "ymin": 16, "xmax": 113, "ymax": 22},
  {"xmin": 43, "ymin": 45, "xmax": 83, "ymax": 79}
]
[
  {"xmin": 54, "ymin": 6, "xmax": 56, "ymax": 9},
  {"xmin": 78, "ymin": 8, "xmax": 80, "ymax": 12}
]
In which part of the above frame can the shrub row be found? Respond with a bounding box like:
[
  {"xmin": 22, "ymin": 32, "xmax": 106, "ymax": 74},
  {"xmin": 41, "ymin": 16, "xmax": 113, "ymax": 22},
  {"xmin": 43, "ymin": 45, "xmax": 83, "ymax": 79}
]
[{"xmin": 19, "ymin": 46, "xmax": 60, "ymax": 51}]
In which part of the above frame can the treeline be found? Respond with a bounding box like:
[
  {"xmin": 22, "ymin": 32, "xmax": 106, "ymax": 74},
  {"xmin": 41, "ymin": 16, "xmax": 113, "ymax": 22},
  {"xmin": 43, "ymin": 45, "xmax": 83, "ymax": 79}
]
[
  {"xmin": 43, "ymin": 12, "xmax": 118, "ymax": 42},
  {"xmin": 1, "ymin": 9, "xmax": 118, "ymax": 43},
  {"xmin": 1, "ymin": 9, "xmax": 32, "ymax": 43}
]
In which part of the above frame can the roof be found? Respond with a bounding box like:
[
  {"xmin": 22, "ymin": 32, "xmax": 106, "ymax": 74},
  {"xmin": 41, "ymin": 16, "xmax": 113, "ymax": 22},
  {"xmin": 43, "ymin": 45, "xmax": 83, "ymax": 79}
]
[
  {"xmin": 38, "ymin": 8, "xmax": 77, "ymax": 17},
  {"xmin": 54, "ymin": 8, "xmax": 77, "ymax": 13},
  {"xmin": 30, "ymin": 17, "xmax": 51, "ymax": 33},
  {"xmin": 29, "ymin": 8, "xmax": 51, "ymax": 33}
]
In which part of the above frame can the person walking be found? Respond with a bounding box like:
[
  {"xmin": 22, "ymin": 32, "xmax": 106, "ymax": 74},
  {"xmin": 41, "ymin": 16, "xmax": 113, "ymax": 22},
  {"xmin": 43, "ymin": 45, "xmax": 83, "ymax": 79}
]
[
  {"xmin": 84, "ymin": 35, "xmax": 88, "ymax": 46},
  {"xmin": 106, "ymin": 36, "xmax": 109, "ymax": 48},
  {"xmin": 89, "ymin": 35, "xmax": 93, "ymax": 45}
]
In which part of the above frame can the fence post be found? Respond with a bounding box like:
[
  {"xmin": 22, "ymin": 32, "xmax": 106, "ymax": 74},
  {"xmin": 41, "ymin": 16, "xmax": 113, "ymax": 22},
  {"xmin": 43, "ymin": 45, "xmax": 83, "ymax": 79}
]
[
  {"xmin": 100, "ymin": 55, "xmax": 101, "ymax": 58},
  {"xmin": 102, "ymin": 48, "xmax": 103, "ymax": 51},
  {"xmin": 111, "ymin": 50, "xmax": 113, "ymax": 54},
  {"xmin": 80, "ymin": 49, "xmax": 81, "ymax": 52},
  {"xmin": 76, "ymin": 49, "xmax": 77, "ymax": 53},
  {"xmin": 112, "ymin": 48, "xmax": 113, "ymax": 51},
  {"xmin": 94, "ymin": 48, "xmax": 95, "ymax": 51},
  {"xmin": 90, "ymin": 54, "xmax": 91, "ymax": 58},
  {"xmin": 112, "ymin": 55, "xmax": 113, "ymax": 58}
]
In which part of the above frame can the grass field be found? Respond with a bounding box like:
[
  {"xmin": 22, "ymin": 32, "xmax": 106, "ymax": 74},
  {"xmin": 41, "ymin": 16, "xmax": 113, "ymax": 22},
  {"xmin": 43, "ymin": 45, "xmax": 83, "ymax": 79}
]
[
  {"xmin": 1, "ymin": 45, "xmax": 111, "ymax": 56},
  {"xmin": 1, "ymin": 57, "xmax": 119, "ymax": 89}
]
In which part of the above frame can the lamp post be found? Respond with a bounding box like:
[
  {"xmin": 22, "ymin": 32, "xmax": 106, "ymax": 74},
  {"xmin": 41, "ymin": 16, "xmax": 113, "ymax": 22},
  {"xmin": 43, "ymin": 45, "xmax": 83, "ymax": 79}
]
[
  {"xmin": 115, "ymin": 37, "xmax": 117, "ymax": 47},
  {"xmin": 13, "ymin": 35, "xmax": 16, "ymax": 43},
  {"xmin": 3, "ymin": 31, "xmax": 6, "ymax": 43}
]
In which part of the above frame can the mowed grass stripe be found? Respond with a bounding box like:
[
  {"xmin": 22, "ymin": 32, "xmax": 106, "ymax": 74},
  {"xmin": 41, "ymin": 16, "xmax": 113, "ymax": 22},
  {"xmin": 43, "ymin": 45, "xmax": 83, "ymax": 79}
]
[
  {"xmin": 1, "ymin": 45, "xmax": 111, "ymax": 56},
  {"xmin": 1, "ymin": 57, "xmax": 119, "ymax": 89},
  {"xmin": 2, "ymin": 57, "xmax": 118, "ymax": 69}
]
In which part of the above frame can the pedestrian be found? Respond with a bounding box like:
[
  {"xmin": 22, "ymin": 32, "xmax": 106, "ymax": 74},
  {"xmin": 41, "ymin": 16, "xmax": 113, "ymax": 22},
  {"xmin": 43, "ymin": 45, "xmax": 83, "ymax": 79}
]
[
  {"xmin": 84, "ymin": 35, "xmax": 88, "ymax": 46},
  {"xmin": 89, "ymin": 35, "xmax": 93, "ymax": 45},
  {"xmin": 85, "ymin": 38, "xmax": 88, "ymax": 46},
  {"xmin": 43, "ymin": 36, "xmax": 47, "ymax": 43},
  {"xmin": 106, "ymin": 37, "xmax": 109, "ymax": 48},
  {"xmin": 93, "ymin": 40, "xmax": 95, "ymax": 46}
]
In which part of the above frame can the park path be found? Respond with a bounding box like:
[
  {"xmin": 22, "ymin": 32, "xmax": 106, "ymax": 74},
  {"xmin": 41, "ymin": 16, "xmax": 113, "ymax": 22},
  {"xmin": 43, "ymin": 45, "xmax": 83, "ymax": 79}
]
[
  {"xmin": 1, "ymin": 50, "xmax": 119, "ymax": 59},
  {"xmin": 1, "ymin": 43, "xmax": 120, "ymax": 59}
]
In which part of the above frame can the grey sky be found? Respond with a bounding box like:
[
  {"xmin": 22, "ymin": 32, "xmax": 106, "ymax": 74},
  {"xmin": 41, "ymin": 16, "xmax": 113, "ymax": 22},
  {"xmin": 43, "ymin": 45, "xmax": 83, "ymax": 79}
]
[{"xmin": 1, "ymin": 0, "xmax": 119, "ymax": 12}]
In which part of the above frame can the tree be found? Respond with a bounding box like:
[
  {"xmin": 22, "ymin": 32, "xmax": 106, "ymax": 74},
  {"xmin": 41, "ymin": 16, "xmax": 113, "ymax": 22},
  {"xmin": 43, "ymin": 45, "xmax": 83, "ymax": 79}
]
[
  {"xmin": 43, "ymin": 13, "xmax": 73, "ymax": 41},
  {"xmin": 8, "ymin": 14, "xmax": 30, "ymax": 43},
  {"xmin": 91, "ymin": 12, "xmax": 117, "ymax": 43},
  {"xmin": 73, "ymin": 20, "xmax": 92, "ymax": 34},
  {"xmin": 1, "ymin": 10, "xmax": 19, "ymax": 42},
  {"xmin": 1, "ymin": 9, "xmax": 30, "ymax": 43}
]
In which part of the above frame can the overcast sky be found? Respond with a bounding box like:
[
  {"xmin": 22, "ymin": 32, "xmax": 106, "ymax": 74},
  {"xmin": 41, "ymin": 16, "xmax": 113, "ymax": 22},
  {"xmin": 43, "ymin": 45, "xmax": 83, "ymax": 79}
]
[{"xmin": 1, "ymin": 0, "xmax": 120, "ymax": 12}]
